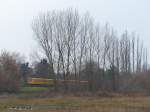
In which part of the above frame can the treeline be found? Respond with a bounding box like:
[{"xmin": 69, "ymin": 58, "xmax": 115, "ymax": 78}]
[{"xmin": 31, "ymin": 9, "xmax": 149, "ymax": 93}]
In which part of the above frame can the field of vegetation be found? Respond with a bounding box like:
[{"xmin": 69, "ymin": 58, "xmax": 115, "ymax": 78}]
[{"xmin": 1, "ymin": 94, "xmax": 150, "ymax": 112}]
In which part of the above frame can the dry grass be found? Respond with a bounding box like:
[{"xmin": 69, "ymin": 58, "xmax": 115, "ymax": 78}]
[{"xmin": 0, "ymin": 95, "xmax": 150, "ymax": 112}]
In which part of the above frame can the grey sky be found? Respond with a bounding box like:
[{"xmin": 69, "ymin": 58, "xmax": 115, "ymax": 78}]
[{"xmin": 0, "ymin": 0, "xmax": 150, "ymax": 60}]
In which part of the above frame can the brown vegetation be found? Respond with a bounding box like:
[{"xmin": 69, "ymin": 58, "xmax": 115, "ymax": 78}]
[
  {"xmin": 1, "ymin": 96, "xmax": 150, "ymax": 112},
  {"xmin": 0, "ymin": 51, "xmax": 20, "ymax": 92}
]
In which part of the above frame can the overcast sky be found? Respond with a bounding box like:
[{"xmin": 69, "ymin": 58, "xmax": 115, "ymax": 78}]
[{"xmin": 0, "ymin": 0, "xmax": 150, "ymax": 60}]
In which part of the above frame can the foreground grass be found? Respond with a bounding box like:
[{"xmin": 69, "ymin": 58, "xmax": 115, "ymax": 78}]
[{"xmin": 0, "ymin": 95, "xmax": 150, "ymax": 112}]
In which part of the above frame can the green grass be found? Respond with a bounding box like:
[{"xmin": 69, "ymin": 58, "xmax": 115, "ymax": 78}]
[{"xmin": 20, "ymin": 86, "xmax": 49, "ymax": 93}]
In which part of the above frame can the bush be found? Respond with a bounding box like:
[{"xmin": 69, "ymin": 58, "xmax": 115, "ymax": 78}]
[{"xmin": 0, "ymin": 51, "xmax": 20, "ymax": 93}]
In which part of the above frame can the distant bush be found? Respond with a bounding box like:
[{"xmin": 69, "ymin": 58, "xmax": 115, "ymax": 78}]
[
  {"xmin": 119, "ymin": 72, "xmax": 150, "ymax": 95},
  {"xmin": 0, "ymin": 51, "xmax": 20, "ymax": 93}
]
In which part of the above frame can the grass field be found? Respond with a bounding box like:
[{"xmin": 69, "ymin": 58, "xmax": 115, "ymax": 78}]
[
  {"xmin": 0, "ymin": 95, "xmax": 150, "ymax": 112},
  {"xmin": 20, "ymin": 86, "xmax": 49, "ymax": 93}
]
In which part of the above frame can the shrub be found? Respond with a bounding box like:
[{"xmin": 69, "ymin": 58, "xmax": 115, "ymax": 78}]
[{"xmin": 0, "ymin": 51, "xmax": 20, "ymax": 93}]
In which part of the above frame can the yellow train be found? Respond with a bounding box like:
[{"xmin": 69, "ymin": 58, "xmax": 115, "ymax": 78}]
[
  {"xmin": 27, "ymin": 78, "xmax": 88, "ymax": 86},
  {"xmin": 28, "ymin": 78, "xmax": 54, "ymax": 86}
]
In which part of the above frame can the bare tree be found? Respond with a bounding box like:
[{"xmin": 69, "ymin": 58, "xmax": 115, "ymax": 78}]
[
  {"xmin": 78, "ymin": 14, "xmax": 90, "ymax": 81},
  {"xmin": 131, "ymin": 33, "xmax": 135, "ymax": 73},
  {"xmin": 32, "ymin": 12, "xmax": 56, "ymax": 89},
  {"xmin": 102, "ymin": 24, "xmax": 111, "ymax": 90},
  {"xmin": 142, "ymin": 48, "xmax": 148, "ymax": 72},
  {"xmin": 107, "ymin": 29, "xmax": 118, "ymax": 91},
  {"xmin": 120, "ymin": 31, "xmax": 131, "ymax": 73},
  {"xmin": 136, "ymin": 37, "xmax": 143, "ymax": 73}
]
